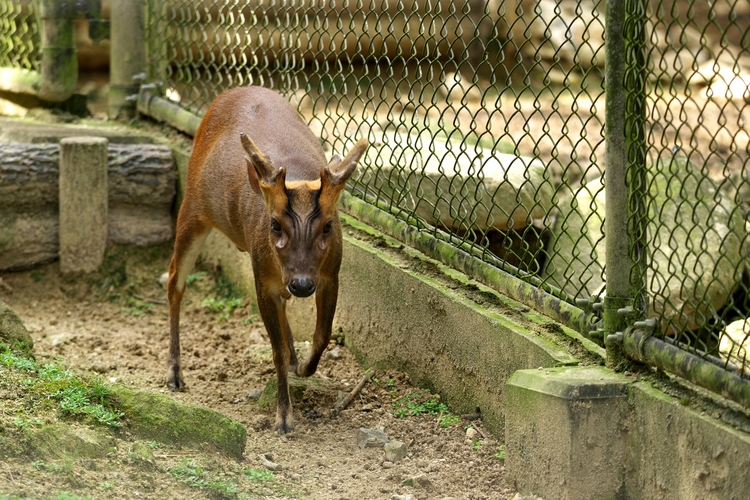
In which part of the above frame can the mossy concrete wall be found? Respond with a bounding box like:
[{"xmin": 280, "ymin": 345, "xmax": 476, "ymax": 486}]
[
  {"xmin": 624, "ymin": 382, "xmax": 750, "ymax": 499},
  {"xmin": 506, "ymin": 367, "xmax": 750, "ymax": 500}
]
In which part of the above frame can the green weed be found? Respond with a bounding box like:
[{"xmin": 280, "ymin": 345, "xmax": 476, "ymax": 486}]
[
  {"xmin": 392, "ymin": 390, "xmax": 449, "ymax": 418},
  {"xmin": 492, "ymin": 445, "xmax": 506, "ymax": 460},
  {"xmin": 1, "ymin": 343, "xmax": 124, "ymax": 428},
  {"xmin": 186, "ymin": 271, "xmax": 208, "ymax": 286},
  {"xmin": 438, "ymin": 414, "xmax": 461, "ymax": 428},
  {"xmin": 243, "ymin": 468, "xmax": 275, "ymax": 483},
  {"xmin": 170, "ymin": 458, "xmax": 238, "ymax": 498},
  {"xmin": 30, "ymin": 270, "xmax": 45, "ymax": 282}
]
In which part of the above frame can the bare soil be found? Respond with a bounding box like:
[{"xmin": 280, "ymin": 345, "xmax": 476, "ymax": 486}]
[{"xmin": 0, "ymin": 245, "xmax": 518, "ymax": 500}]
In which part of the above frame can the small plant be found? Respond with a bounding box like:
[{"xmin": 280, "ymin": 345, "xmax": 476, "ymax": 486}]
[
  {"xmin": 244, "ymin": 467, "xmax": 275, "ymax": 483},
  {"xmin": 122, "ymin": 299, "xmax": 155, "ymax": 317},
  {"xmin": 146, "ymin": 440, "xmax": 159, "ymax": 449},
  {"xmin": 186, "ymin": 271, "xmax": 208, "ymax": 286},
  {"xmin": 438, "ymin": 414, "xmax": 461, "ymax": 428},
  {"xmin": 52, "ymin": 384, "xmax": 124, "ymax": 427},
  {"xmin": 472, "ymin": 439, "xmax": 483, "ymax": 450},
  {"xmin": 202, "ymin": 297, "xmax": 244, "ymax": 322},
  {"xmin": 13, "ymin": 417, "xmax": 43, "ymax": 428},
  {"xmin": 241, "ymin": 314, "xmax": 259, "ymax": 325},
  {"xmin": 392, "ymin": 390, "xmax": 449, "ymax": 418},
  {"xmin": 492, "ymin": 445, "xmax": 506, "ymax": 461},
  {"xmin": 170, "ymin": 458, "xmax": 238, "ymax": 498},
  {"xmin": 30, "ymin": 270, "xmax": 44, "ymax": 282},
  {"xmin": 0, "ymin": 345, "xmax": 124, "ymax": 428},
  {"xmin": 385, "ymin": 378, "xmax": 396, "ymax": 388},
  {"xmin": 101, "ymin": 481, "xmax": 114, "ymax": 490}
]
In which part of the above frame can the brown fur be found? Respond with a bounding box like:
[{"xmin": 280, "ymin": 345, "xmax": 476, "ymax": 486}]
[{"xmin": 166, "ymin": 86, "xmax": 368, "ymax": 434}]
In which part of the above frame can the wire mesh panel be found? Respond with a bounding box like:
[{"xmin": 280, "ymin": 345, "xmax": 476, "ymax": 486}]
[
  {"xmin": 633, "ymin": 0, "xmax": 750, "ymax": 377},
  {"xmin": 0, "ymin": 0, "xmax": 39, "ymax": 70},
  {"xmin": 145, "ymin": 0, "xmax": 608, "ymax": 309}
]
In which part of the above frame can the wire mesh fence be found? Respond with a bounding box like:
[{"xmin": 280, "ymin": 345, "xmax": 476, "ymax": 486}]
[
  {"xmin": 632, "ymin": 0, "xmax": 750, "ymax": 379},
  {"xmin": 0, "ymin": 0, "xmax": 38, "ymax": 71}
]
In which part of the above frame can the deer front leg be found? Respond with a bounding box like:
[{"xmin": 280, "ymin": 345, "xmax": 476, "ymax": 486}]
[
  {"xmin": 296, "ymin": 277, "xmax": 338, "ymax": 378},
  {"xmin": 256, "ymin": 285, "xmax": 295, "ymax": 434},
  {"xmin": 166, "ymin": 216, "xmax": 210, "ymax": 391}
]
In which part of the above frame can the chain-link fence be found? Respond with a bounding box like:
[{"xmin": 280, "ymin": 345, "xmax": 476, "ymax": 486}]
[
  {"xmin": 1, "ymin": 0, "xmax": 748, "ymax": 406},
  {"xmin": 0, "ymin": 0, "xmax": 38, "ymax": 71}
]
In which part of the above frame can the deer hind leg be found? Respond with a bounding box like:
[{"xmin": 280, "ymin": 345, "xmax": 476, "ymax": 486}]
[{"xmin": 166, "ymin": 217, "xmax": 211, "ymax": 391}]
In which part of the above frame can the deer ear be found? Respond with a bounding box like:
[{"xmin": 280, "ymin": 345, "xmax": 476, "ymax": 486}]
[{"xmin": 240, "ymin": 133, "xmax": 277, "ymax": 185}]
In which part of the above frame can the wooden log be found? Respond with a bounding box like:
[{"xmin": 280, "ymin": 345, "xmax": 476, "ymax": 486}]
[
  {"xmin": 0, "ymin": 143, "xmax": 176, "ymax": 271},
  {"xmin": 0, "ymin": 143, "xmax": 176, "ymax": 208}
]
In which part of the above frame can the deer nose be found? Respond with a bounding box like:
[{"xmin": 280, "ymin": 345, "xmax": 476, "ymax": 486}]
[{"xmin": 289, "ymin": 277, "xmax": 316, "ymax": 298}]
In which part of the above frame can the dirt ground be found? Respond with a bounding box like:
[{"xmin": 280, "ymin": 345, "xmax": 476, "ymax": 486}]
[{"xmin": 0, "ymin": 245, "xmax": 523, "ymax": 500}]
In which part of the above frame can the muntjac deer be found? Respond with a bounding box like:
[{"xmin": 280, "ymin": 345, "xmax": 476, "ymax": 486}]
[{"xmin": 166, "ymin": 86, "xmax": 368, "ymax": 434}]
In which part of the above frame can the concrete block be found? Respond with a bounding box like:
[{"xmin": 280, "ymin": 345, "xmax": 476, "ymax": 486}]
[
  {"xmin": 59, "ymin": 136, "xmax": 108, "ymax": 274},
  {"xmin": 625, "ymin": 382, "xmax": 750, "ymax": 500},
  {"xmin": 505, "ymin": 366, "xmax": 630, "ymax": 500}
]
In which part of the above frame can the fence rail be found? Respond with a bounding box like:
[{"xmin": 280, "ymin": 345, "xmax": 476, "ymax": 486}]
[{"xmin": 1, "ymin": 0, "xmax": 748, "ymax": 408}]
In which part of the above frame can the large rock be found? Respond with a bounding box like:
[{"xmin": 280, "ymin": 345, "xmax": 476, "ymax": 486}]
[
  {"xmin": 353, "ymin": 131, "xmax": 555, "ymax": 232},
  {"xmin": 548, "ymin": 156, "xmax": 745, "ymax": 333},
  {"xmin": 720, "ymin": 319, "xmax": 749, "ymax": 373},
  {"xmin": 0, "ymin": 299, "xmax": 33, "ymax": 351}
]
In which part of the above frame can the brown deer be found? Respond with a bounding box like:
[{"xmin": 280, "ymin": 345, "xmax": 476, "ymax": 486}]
[{"xmin": 166, "ymin": 86, "xmax": 368, "ymax": 434}]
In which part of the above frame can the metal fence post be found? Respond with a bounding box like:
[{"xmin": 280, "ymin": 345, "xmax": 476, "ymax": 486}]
[
  {"xmin": 604, "ymin": 0, "xmax": 648, "ymax": 368},
  {"xmin": 109, "ymin": 0, "xmax": 146, "ymax": 119},
  {"xmin": 36, "ymin": 0, "xmax": 77, "ymax": 102}
]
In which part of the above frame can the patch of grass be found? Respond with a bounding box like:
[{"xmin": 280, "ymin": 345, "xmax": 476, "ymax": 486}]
[
  {"xmin": 186, "ymin": 271, "xmax": 207, "ymax": 286},
  {"xmin": 30, "ymin": 270, "xmax": 45, "ymax": 282},
  {"xmin": 202, "ymin": 297, "xmax": 244, "ymax": 322},
  {"xmin": 438, "ymin": 414, "xmax": 461, "ymax": 428},
  {"xmin": 392, "ymin": 390, "xmax": 449, "ymax": 418},
  {"xmin": 472, "ymin": 439, "xmax": 483, "ymax": 450},
  {"xmin": 243, "ymin": 467, "xmax": 275, "ymax": 483},
  {"xmin": 492, "ymin": 445, "xmax": 506, "ymax": 460},
  {"xmin": 121, "ymin": 297, "xmax": 155, "ymax": 317},
  {"xmin": 170, "ymin": 458, "xmax": 238, "ymax": 499},
  {"xmin": 0, "ymin": 343, "xmax": 124, "ymax": 428}
]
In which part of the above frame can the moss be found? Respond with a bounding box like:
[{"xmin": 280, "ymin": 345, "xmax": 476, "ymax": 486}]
[{"xmin": 110, "ymin": 384, "xmax": 246, "ymax": 460}]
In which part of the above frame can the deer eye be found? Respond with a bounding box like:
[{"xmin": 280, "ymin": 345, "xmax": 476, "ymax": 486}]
[
  {"xmin": 271, "ymin": 219, "xmax": 282, "ymax": 232},
  {"xmin": 322, "ymin": 220, "xmax": 333, "ymax": 234}
]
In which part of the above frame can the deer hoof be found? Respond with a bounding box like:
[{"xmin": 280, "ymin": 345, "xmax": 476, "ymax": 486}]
[{"xmin": 166, "ymin": 367, "xmax": 186, "ymax": 392}]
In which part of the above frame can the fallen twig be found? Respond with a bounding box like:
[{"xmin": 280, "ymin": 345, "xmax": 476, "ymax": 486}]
[
  {"xmin": 331, "ymin": 372, "xmax": 372, "ymax": 417},
  {"xmin": 471, "ymin": 423, "xmax": 489, "ymax": 440},
  {"xmin": 133, "ymin": 293, "xmax": 167, "ymax": 305},
  {"xmin": 154, "ymin": 453, "xmax": 195, "ymax": 459}
]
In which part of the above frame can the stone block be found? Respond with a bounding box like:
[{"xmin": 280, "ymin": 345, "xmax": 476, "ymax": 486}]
[
  {"xmin": 505, "ymin": 366, "xmax": 630, "ymax": 500},
  {"xmin": 59, "ymin": 136, "xmax": 109, "ymax": 274}
]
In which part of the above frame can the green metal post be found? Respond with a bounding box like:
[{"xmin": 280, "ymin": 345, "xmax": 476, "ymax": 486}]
[
  {"xmin": 604, "ymin": 0, "xmax": 648, "ymax": 368},
  {"xmin": 36, "ymin": 0, "xmax": 77, "ymax": 102},
  {"xmin": 109, "ymin": 0, "xmax": 146, "ymax": 119}
]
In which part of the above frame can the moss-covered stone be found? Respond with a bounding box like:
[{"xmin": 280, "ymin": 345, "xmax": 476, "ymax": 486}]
[
  {"xmin": 257, "ymin": 376, "xmax": 338, "ymax": 410},
  {"xmin": 110, "ymin": 384, "xmax": 246, "ymax": 460},
  {"xmin": 28, "ymin": 423, "xmax": 115, "ymax": 459},
  {"xmin": 0, "ymin": 299, "xmax": 33, "ymax": 353}
]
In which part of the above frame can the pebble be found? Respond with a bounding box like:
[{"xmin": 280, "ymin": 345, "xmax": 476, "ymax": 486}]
[
  {"xmin": 465, "ymin": 427, "xmax": 479, "ymax": 440},
  {"xmin": 384, "ymin": 440, "xmax": 408, "ymax": 462},
  {"xmin": 325, "ymin": 346, "xmax": 342, "ymax": 360},
  {"xmin": 356, "ymin": 428, "xmax": 388, "ymax": 449}
]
